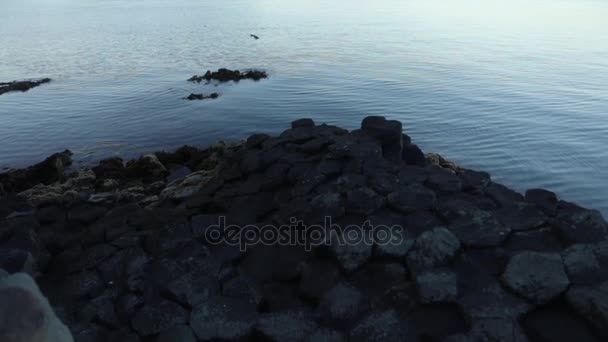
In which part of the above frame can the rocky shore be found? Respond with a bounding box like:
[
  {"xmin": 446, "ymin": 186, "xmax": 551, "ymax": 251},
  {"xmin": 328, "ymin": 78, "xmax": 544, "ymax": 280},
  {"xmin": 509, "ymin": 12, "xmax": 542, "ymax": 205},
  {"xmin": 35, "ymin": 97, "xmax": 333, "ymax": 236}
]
[{"xmin": 1, "ymin": 116, "xmax": 607, "ymax": 342}]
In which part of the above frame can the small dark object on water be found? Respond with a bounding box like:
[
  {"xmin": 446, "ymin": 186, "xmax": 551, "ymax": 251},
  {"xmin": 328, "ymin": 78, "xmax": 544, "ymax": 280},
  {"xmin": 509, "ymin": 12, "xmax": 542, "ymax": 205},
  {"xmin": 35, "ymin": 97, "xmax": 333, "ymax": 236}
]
[
  {"xmin": 250, "ymin": 34, "xmax": 259, "ymax": 40},
  {"xmin": 0, "ymin": 78, "xmax": 51, "ymax": 96},
  {"xmin": 184, "ymin": 93, "xmax": 220, "ymax": 101},
  {"xmin": 188, "ymin": 68, "xmax": 268, "ymax": 83}
]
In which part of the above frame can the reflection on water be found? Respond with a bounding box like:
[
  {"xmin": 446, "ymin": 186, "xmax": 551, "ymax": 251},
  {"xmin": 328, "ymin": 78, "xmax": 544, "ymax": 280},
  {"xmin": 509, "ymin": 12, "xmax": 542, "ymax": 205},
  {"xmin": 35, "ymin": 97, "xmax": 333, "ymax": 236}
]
[{"xmin": 0, "ymin": 0, "xmax": 607, "ymax": 214}]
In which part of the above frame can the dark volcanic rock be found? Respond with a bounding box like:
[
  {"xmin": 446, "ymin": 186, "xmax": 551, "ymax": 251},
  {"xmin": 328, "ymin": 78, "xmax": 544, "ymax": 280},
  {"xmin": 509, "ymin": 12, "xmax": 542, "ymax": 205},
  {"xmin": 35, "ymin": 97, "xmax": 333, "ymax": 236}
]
[
  {"xmin": 501, "ymin": 251, "xmax": 570, "ymax": 305},
  {"xmin": 0, "ymin": 150, "xmax": 72, "ymax": 193},
  {"xmin": 188, "ymin": 68, "xmax": 268, "ymax": 83},
  {"xmin": 0, "ymin": 78, "xmax": 51, "ymax": 95},
  {"xmin": 4, "ymin": 115, "xmax": 607, "ymax": 342},
  {"xmin": 361, "ymin": 116, "xmax": 403, "ymax": 161},
  {"xmin": 551, "ymin": 201, "xmax": 608, "ymax": 245},
  {"xmin": 184, "ymin": 92, "xmax": 219, "ymax": 100}
]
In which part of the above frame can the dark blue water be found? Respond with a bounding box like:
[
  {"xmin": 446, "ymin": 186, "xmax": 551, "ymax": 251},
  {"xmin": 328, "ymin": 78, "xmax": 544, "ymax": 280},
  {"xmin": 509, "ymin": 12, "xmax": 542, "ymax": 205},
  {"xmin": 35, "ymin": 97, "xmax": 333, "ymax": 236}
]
[{"xmin": 1, "ymin": 0, "xmax": 607, "ymax": 215}]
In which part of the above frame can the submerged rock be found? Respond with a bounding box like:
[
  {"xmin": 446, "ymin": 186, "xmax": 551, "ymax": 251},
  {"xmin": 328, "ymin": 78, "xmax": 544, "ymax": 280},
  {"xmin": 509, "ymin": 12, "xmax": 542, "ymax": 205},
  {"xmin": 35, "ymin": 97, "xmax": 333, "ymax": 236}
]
[
  {"xmin": 188, "ymin": 68, "xmax": 268, "ymax": 83},
  {"xmin": 184, "ymin": 92, "xmax": 219, "ymax": 101}
]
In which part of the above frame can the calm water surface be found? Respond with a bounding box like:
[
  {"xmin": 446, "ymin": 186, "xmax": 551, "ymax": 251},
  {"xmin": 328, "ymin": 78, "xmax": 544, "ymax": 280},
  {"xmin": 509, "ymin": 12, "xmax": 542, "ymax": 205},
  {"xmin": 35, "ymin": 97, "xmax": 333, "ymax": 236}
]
[{"xmin": 1, "ymin": 0, "xmax": 607, "ymax": 215}]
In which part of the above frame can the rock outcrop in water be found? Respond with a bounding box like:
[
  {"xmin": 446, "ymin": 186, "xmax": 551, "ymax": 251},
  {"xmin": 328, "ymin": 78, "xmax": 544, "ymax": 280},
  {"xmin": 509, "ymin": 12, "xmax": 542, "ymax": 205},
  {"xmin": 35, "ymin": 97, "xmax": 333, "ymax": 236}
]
[
  {"xmin": 0, "ymin": 78, "xmax": 51, "ymax": 96},
  {"xmin": 188, "ymin": 68, "xmax": 268, "ymax": 83},
  {"xmin": 1, "ymin": 116, "xmax": 607, "ymax": 341},
  {"xmin": 184, "ymin": 93, "xmax": 220, "ymax": 101}
]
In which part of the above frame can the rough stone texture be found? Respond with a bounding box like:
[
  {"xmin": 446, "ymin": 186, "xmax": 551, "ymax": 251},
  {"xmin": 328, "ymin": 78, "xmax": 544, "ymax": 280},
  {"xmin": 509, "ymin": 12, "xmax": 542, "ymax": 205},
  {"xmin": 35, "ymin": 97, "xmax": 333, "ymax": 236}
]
[
  {"xmin": 361, "ymin": 116, "xmax": 403, "ymax": 161},
  {"xmin": 1, "ymin": 116, "xmax": 607, "ymax": 341},
  {"xmin": 406, "ymin": 227, "xmax": 461, "ymax": 276},
  {"xmin": 502, "ymin": 252, "xmax": 570, "ymax": 304}
]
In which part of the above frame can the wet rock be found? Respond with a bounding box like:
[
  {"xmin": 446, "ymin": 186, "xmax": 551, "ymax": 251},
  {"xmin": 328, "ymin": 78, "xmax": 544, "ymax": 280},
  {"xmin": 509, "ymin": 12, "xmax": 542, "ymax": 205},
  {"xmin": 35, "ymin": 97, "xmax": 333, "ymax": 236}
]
[
  {"xmin": 188, "ymin": 68, "xmax": 268, "ymax": 83},
  {"xmin": 415, "ymin": 269, "xmax": 458, "ymax": 304},
  {"xmin": 361, "ymin": 116, "xmax": 403, "ymax": 161},
  {"xmin": 190, "ymin": 296, "xmax": 258, "ymax": 340},
  {"xmin": 350, "ymin": 309, "xmax": 413, "ymax": 342},
  {"xmin": 406, "ymin": 227, "xmax": 460, "ymax": 276},
  {"xmin": 525, "ymin": 188, "xmax": 558, "ymax": 215},
  {"xmin": 184, "ymin": 92, "xmax": 219, "ymax": 100},
  {"xmin": 0, "ymin": 149, "xmax": 72, "ymax": 193},
  {"xmin": 0, "ymin": 78, "xmax": 51, "ymax": 95},
  {"xmin": 0, "ymin": 248, "xmax": 36, "ymax": 275},
  {"xmin": 551, "ymin": 201, "xmax": 608, "ymax": 245},
  {"xmin": 256, "ymin": 311, "xmax": 318, "ymax": 342},
  {"xmin": 131, "ymin": 300, "xmax": 188, "ymax": 337},
  {"xmin": 502, "ymin": 251, "xmax": 570, "ymax": 304},
  {"xmin": 387, "ymin": 183, "xmax": 436, "ymax": 213}
]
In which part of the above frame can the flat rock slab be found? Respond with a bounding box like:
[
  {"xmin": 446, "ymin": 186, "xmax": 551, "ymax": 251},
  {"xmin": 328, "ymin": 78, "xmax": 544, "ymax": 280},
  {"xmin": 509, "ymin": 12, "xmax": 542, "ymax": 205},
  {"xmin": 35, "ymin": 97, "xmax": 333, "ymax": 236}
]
[{"xmin": 502, "ymin": 251, "xmax": 570, "ymax": 304}]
